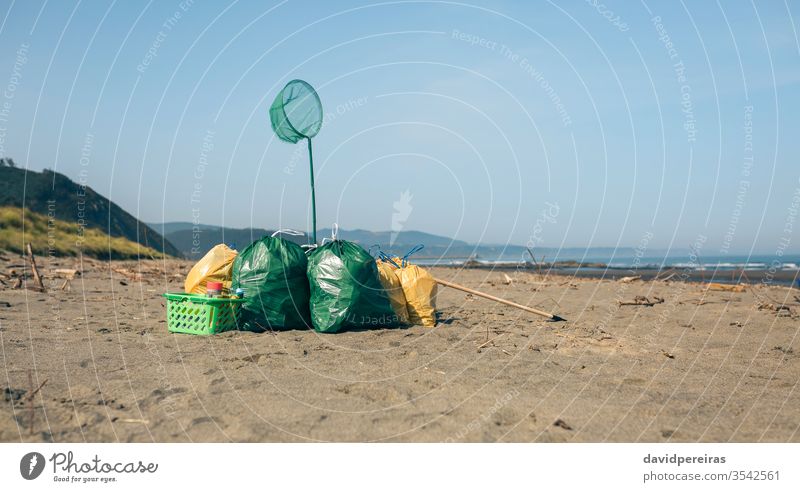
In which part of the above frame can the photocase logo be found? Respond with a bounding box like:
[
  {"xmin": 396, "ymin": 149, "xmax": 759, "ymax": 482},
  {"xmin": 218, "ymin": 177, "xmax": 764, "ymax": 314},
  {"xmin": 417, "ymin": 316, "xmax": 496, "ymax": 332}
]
[
  {"xmin": 20, "ymin": 452, "xmax": 45, "ymax": 480},
  {"xmin": 391, "ymin": 190, "xmax": 413, "ymax": 246}
]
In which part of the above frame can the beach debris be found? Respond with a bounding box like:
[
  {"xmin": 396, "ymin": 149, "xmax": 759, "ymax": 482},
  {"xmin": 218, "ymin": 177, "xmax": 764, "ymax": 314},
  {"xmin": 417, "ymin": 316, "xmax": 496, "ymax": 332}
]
[
  {"xmin": 525, "ymin": 247, "xmax": 547, "ymax": 275},
  {"xmin": 618, "ymin": 275, "xmax": 641, "ymax": 283},
  {"xmin": 706, "ymin": 282, "xmax": 746, "ymax": 293},
  {"xmin": 757, "ymin": 302, "xmax": 793, "ymax": 317},
  {"xmin": 27, "ymin": 371, "xmax": 34, "ymax": 435},
  {"xmin": 658, "ymin": 273, "xmax": 677, "ymax": 282},
  {"xmin": 553, "ymin": 418, "xmax": 573, "ymax": 430},
  {"xmin": 653, "ymin": 269, "xmax": 676, "ymax": 281},
  {"xmin": 24, "ymin": 378, "xmax": 48, "ymax": 402},
  {"xmin": 661, "ymin": 350, "xmax": 675, "ymax": 359},
  {"xmin": 503, "ymin": 273, "xmax": 513, "ymax": 285},
  {"xmin": 476, "ymin": 334, "xmax": 505, "ymax": 352},
  {"xmin": 3, "ymin": 387, "xmax": 26, "ymax": 402},
  {"xmin": 116, "ymin": 418, "xmax": 150, "ymax": 425},
  {"xmin": 618, "ymin": 296, "xmax": 664, "ymax": 307},
  {"xmin": 53, "ymin": 268, "xmax": 79, "ymax": 279},
  {"xmin": 112, "ymin": 267, "xmax": 144, "ymax": 283},
  {"xmin": 26, "ymin": 243, "xmax": 45, "ymax": 292},
  {"xmin": 436, "ymin": 277, "xmax": 565, "ymax": 321}
]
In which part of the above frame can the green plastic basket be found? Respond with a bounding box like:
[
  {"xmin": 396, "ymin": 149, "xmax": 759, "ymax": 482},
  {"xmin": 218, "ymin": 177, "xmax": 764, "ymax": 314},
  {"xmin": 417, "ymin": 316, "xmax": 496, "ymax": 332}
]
[{"xmin": 163, "ymin": 293, "xmax": 245, "ymax": 335}]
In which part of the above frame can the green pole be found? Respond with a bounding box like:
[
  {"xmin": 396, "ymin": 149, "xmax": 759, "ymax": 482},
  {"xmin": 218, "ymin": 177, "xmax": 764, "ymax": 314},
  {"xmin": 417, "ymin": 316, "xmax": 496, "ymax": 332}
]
[{"xmin": 307, "ymin": 137, "xmax": 317, "ymax": 245}]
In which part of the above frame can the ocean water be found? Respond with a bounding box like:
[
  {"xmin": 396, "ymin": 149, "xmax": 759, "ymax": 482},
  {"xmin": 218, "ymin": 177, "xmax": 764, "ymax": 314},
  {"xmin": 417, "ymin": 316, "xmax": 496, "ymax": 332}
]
[{"xmin": 417, "ymin": 253, "xmax": 800, "ymax": 272}]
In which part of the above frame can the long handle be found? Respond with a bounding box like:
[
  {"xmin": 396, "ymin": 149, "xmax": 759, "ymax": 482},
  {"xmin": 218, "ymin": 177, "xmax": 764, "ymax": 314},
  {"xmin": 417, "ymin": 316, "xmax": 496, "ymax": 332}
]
[
  {"xmin": 307, "ymin": 137, "xmax": 317, "ymax": 245},
  {"xmin": 434, "ymin": 277, "xmax": 564, "ymax": 321}
]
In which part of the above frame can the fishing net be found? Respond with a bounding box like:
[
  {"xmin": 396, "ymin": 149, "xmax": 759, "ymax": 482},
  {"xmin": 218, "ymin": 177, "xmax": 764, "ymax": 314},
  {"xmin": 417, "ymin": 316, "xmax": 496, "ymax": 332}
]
[
  {"xmin": 270, "ymin": 80, "xmax": 322, "ymax": 143},
  {"xmin": 270, "ymin": 79, "xmax": 324, "ymax": 243}
]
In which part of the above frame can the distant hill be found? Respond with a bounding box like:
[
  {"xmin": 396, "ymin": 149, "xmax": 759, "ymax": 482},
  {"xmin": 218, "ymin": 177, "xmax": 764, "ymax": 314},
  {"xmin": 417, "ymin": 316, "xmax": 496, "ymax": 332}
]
[
  {"xmin": 315, "ymin": 228, "xmax": 470, "ymax": 249},
  {"xmin": 150, "ymin": 224, "xmax": 296, "ymax": 259},
  {"xmin": 0, "ymin": 165, "xmax": 181, "ymax": 257},
  {"xmin": 0, "ymin": 206, "xmax": 166, "ymax": 259},
  {"xmin": 150, "ymin": 222, "xmax": 669, "ymax": 263},
  {"xmin": 151, "ymin": 222, "xmax": 474, "ymax": 260}
]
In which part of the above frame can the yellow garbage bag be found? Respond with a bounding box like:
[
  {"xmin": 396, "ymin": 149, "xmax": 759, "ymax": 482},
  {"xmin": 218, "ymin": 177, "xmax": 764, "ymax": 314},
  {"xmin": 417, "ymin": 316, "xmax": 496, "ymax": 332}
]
[
  {"xmin": 395, "ymin": 264, "xmax": 437, "ymax": 327},
  {"xmin": 376, "ymin": 261, "xmax": 408, "ymax": 324},
  {"xmin": 184, "ymin": 243, "xmax": 238, "ymax": 295}
]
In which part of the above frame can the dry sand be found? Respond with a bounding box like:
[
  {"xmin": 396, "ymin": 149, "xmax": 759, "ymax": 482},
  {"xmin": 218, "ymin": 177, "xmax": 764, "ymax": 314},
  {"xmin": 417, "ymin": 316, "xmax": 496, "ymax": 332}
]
[{"xmin": 1, "ymin": 257, "xmax": 798, "ymax": 442}]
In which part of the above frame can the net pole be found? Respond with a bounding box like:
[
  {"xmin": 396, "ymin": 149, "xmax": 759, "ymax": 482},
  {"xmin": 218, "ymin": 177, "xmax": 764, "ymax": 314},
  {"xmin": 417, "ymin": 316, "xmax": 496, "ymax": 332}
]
[{"xmin": 307, "ymin": 137, "xmax": 317, "ymax": 245}]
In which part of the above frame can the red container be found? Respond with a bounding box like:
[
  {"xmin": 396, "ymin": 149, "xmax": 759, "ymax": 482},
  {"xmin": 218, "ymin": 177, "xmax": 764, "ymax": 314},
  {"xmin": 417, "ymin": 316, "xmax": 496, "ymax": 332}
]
[{"xmin": 206, "ymin": 281, "xmax": 223, "ymax": 297}]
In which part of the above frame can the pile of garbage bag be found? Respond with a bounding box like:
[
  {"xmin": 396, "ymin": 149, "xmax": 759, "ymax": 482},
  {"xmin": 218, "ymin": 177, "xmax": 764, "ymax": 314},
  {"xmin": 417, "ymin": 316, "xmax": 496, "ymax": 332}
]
[{"xmin": 181, "ymin": 233, "xmax": 437, "ymax": 334}]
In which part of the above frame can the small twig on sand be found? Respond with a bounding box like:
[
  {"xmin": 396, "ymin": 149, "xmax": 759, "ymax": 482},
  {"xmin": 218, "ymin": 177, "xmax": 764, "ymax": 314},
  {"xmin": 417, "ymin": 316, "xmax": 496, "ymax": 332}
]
[
  {"xmin": 618, "ymin": 296, "xmax": 665, "ymax": 307},
  {"xmin": 117, "ymin": 418, "xmax": 150, "ymax": 425},
  {"xmin": 26, "ymin": 243, "xmax": 45, "ymax": 292},
  {"xmin": 24, "ymin": 378, "xmax": 48, "ymax": 401},
  {"xmin": 477, "ymin": 334, "xmax": 505, "ymax": 351},
  {"xmin": 27, "ymin": 370, "xmax": 34, "ymax": 435},
  {"xmin": 553, "ymin": 418, "xmax": 573, "ymax": 430}
]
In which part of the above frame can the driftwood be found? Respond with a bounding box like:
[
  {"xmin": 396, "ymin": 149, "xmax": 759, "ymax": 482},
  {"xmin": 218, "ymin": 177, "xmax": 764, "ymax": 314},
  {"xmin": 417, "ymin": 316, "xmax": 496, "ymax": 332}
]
[
  {"xmin": 26, "ymin": 243, "xmax": 45, "ymax": 292},
  {"xmin": 435, "ymin": 277, "xmax": 565, "ymax": 321},
  {"xmin": 618, "ymin": 275, "xmax": 641, "ymax": 283},
  {"xmin": 706, "ymin": 283, "xmax": 746, "ymax": 293},
  {"xmin": 618, "ymin": 296, "xmax": 664, "ymax": 307},
  {"xmin": 54, "ymin": 268, "xmax": 79, "ymax": 279},
  {"xmin": 112, "ymin": 267, "xmax": 145, "ymax": 282}
]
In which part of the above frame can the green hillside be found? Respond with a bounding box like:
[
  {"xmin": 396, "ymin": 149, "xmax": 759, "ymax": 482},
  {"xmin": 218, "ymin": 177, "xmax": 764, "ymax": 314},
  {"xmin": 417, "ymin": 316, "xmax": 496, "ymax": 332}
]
[
  {"xmin": 0, "ymin": 206, "xmax": 165, "ymax": 259},
  {"xmin": 0, "ymin": 165, "xmax": 181, "ymax": 257}
]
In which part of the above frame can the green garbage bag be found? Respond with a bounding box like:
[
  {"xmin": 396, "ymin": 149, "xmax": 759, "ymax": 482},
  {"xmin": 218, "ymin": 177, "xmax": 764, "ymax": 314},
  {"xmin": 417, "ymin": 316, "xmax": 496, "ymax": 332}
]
[
  {"xmin": 231, "ymin": 235, "xmax": 311, "ymax": 331},
  {"xmin": 306, "ymin": 240, "xmax": 397, "ymax": 333}
]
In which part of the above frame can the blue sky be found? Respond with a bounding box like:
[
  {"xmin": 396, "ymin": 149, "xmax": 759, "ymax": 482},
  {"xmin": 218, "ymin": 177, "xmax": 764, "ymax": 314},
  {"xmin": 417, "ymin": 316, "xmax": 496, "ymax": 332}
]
[{"xmin": 0, "ymin": 0, "xmax": 798, "ymax": 254}]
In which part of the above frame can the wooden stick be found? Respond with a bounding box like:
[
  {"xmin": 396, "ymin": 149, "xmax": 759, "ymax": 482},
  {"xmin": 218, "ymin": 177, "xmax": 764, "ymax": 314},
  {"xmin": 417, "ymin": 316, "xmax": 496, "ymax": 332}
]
[
  {"xmin": 27, "ymin": 370, "xmax": 34, "ymax": 435},
  {"xmin": 477, "ymin": 334, "xmax": 505, "ymax": 350},
  {"xmin": 24, "ymin": 378, "xmax": 48, "ymax": 401},
  {"xmin": 706, "ymin": 283, "xmax": 746, "ymax": 293},
  {"xmin": 434, "ymin": 277, "xmax": 565, "ymax": 321},
  {"xmin": 26, "ymin": 243, "xmax": 46, "ymax": 292},
  {"xmin": 618, "ymin": 296, "xmax": 664, "ymax": 307}
]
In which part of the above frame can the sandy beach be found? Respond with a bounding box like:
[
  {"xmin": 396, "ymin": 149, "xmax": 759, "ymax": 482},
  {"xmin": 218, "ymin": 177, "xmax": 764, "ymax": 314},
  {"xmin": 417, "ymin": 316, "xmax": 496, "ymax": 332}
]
[{"xmin": 1, "ymin": 257, "xmax": 798, "ymax": 443}]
